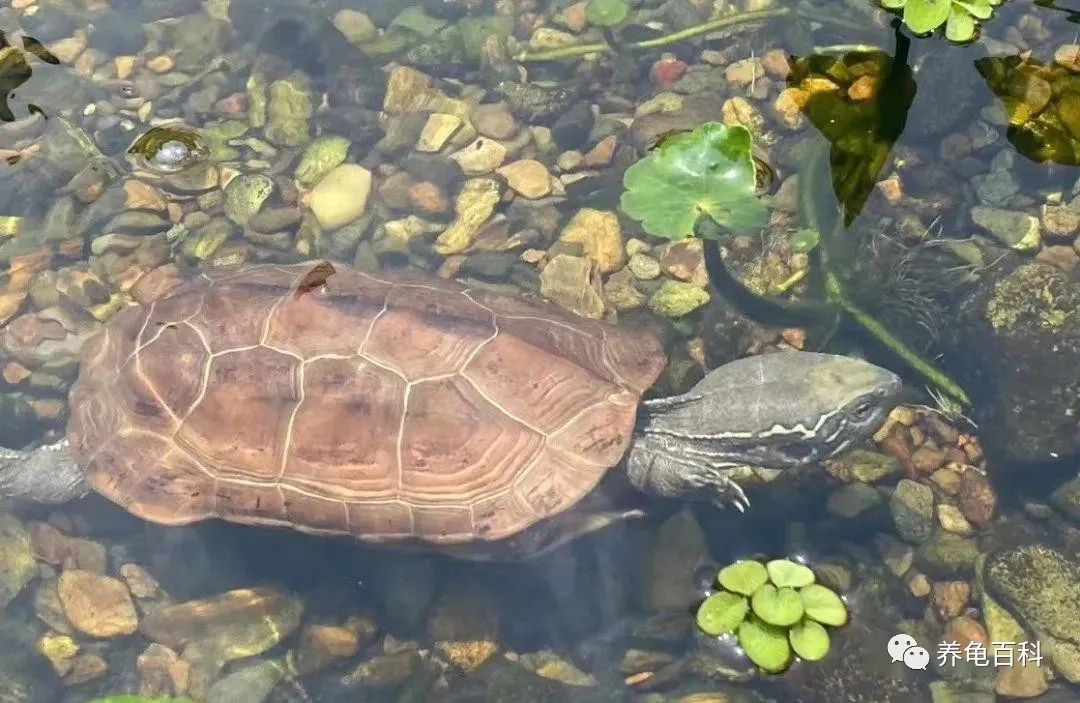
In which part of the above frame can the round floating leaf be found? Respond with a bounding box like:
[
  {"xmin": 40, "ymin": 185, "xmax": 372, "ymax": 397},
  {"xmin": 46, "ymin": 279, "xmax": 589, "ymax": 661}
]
[
  {"xmin": 945, "ymin": 6, "xmax": 976, "ymax": 41},
  {"xmin": 791, "ymin": 228, "xmax": 820, "ymax": 254},
  {"xmin": 620, "ymin": 122, "xmax": 770, "ymax": 240},
  {"xmin": 738, "ymin": 616, "xmax": 792, "ymax": 673},
  {"xmin": 586, "ymin": 0, "xmax": 630, "ymax": 27},
  {"xmin": 800, "ymin": 584, "xmax": 848, "ymax": 627},
  {"xmin": 903, "ymin": 0, "xmax": 952, "ymax": 34},
  {"xmin": 751, "ymin": 585, "xmax": 805, "ymax": 627},
  {"xmin": 766, "ymin": 559, "xmax": 816, "ymax": 588},
  {"xmin": 789, "ymin": 619, "xmax": 831, "ymax": 661},
  {"xmin": 696, "ymin": 591, "xmax": 749, "ymax": 636},
  {"xmin": 718, "ymin": 560, "xmax": 768, "ymax": 596}
]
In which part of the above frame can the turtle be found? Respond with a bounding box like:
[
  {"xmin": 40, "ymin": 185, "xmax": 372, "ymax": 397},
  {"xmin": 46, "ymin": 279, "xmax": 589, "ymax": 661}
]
[{"xmin": 0, "ymin": 260, "xmax": 902, "ymax": 559}]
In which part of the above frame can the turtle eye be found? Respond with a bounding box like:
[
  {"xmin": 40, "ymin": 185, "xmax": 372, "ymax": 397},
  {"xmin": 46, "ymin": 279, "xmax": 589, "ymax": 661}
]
[{"xmin": 851, "ymin": 400, "xmax": 875, "ymax": 422}]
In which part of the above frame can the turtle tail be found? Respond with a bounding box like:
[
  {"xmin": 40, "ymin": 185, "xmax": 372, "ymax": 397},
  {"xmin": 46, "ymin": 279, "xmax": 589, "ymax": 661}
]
[{"xmin": 0, "ymin": 439, "xmax": 88, "ymax": 505}]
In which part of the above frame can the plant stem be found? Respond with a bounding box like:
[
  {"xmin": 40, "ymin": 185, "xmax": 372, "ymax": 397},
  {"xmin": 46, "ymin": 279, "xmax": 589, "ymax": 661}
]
[
  {"xmin": 773, "ymin": 269, "xmax": 807, "ymax": 295},
  {"xmin": 516, "ymin": 6, "xmax": 879, "ymax": 62},
  {"xmin": 824, "ymin": 270, "xmax": 972, "ymax": 406},
  {"xmin": 516, "ymin": 8, "xmax": 789, "ymax": 62}
]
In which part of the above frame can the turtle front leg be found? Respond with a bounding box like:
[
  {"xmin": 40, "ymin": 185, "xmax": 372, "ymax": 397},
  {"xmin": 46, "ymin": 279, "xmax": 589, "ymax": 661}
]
[
  {"xmin": 625, "ymin": 438, "xmax": 752, "ymax": 512},
  {"xmin": 0, "ymin": 439, "xmax": 88, "ymax": 505}
]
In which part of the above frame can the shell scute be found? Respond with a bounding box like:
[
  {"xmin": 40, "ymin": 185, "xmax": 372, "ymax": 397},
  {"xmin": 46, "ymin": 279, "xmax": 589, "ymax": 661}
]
[
  {"xmin": 178, "ymin": 347, "xmax": 299, "ymax": 479},
  {"xmin": 282, "ymin": 358, "xmax": 401, "ymax": 499}
]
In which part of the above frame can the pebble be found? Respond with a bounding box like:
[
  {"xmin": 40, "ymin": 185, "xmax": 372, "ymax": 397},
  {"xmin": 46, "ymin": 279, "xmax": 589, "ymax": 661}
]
[
  {"xmin": 57, "ymin": 569, "xmax": 139, "ymax": 638},
  {"xmin": 223, "ymin": 174, "xmax": 274, "ymax": 226},
  {"xmin": 936, "ymin": 504, "xmax": 975, "ymax": 536},
  {"xmin": 556, "ymin": 150, "xmax": 584, "ymax": 172},
  {"xmin": 559, "ymin": 208, "xmax": 625, "ymax": 273},
  {"xmin": 407, "ymin": 181, "xmax": 451, "ymax": 215},
  {"xmin": 582, "ymin": 135, "xmax": 617, "ymax": 167},
  {"xmin": 648, "ymin": 280, "xmax": 709, "ymax": 318},
  {"xmin": 417, "ymin": 113, "xmax": 463, "ymax": 152},
  {"xmin": 435, "ymin": 178, "xmax": 501, "ymax": 255},
  {"xmin": 721, "ymin": 96, "xmax": 764, "ymax": 132},
  {"xmin": 0, "ymin": 513, "xmax": 36, "ymax": 610},
  {"xmin": 471, "ymin": 103, "xmax": 519, "ymax": 140},
  {"xmin": 333, "ymin": 9, "xmax": 378, "ymax": 46},
  {"xmin": 957, "ymin": 470, "xmax": 997, "ymax": 528},
  {"xmin": 308, "ymin": 164, "xmax": 373, "ymax": 230},
  {"xmin": 890, "ymin": 478, "xmax": 935, "ymax": 543},
  {"xmin": 627, "ymin": 253, "xmax": 661, "ymax": 280},
  {"xmin": 295, "ymin": 136, "xmax": 350, "ymax": 187},
  {"xmin": 604, "ymin": 269, "xmax": 646, "ymax": 311},
  {"xmin": 970, "ymin": 206, "xmax": 1041, "ymax": 251},
  {"xmin": 295, "ymin": 624, "xmax": 363, "ymax": 675},
  {"xmin": 1041, "ymin": 204, "xmax": 1080, "ymax": 239},
  {"xmin": 146, "ymin": 55, "xmax": 175, "ymax": 73},
  {"xmin": 451, "ymin": 137, "xmax": 508, "ymax": 175},
  {"xmin": 725, "ymin": 58, "xmax": 764, "ymax": 88},
  {"xmin": 496, "ymin": 159, "xmax": 553, "ymax": 199},
  {"xmin": 1055, "ymin": 44, "xmax": 1080, "ymax": 72},
  {"xmin": 539, "ymin": 254, "xmax": 605, "ymax": 318},
  {"xmin": 49, "ymin": 31, "xmax": 88, "ymax": 64},
  {"xmin": 931, "ymin": 581, "xmax": 970, "ymax": 620},
  {"xmin": 875, "ymin": 533, "xmax": 914, "ymax": 576}
]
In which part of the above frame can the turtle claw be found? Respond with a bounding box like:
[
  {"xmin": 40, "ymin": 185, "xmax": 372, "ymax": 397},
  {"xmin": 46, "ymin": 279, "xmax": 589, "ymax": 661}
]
[{"xmin": 714, "ymin": 476, "xmax": 750, "ymax": 513}]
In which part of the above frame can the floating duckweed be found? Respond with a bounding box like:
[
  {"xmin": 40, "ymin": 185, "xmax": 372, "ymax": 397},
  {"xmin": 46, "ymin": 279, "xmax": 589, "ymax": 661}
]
[
  {"xmin": 127, "ymin": 125, "xmax": 208, "ymax": 173},
  {"xmin": 697, "ymin": 558, "xmax": 848, "ymax": 673}
]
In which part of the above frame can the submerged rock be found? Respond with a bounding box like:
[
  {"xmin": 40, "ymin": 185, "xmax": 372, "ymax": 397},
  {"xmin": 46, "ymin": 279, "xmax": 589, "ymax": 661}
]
[
  {"xmin": 57, "ymin": 569, "xmax": 139, "ymax": 638},
  {"xmin": 944, "ymin": 262, "xmax": 1080, "ymax": 467},
  {"xmin": 0, "ymin": 513, "xmax": 35, "ymax": 611}
]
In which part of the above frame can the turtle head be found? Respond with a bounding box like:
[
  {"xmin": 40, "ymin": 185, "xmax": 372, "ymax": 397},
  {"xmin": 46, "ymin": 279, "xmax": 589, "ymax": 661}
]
[{"xmin": 626, "ymin": 352, "xmax": 902, "ymax": 509}]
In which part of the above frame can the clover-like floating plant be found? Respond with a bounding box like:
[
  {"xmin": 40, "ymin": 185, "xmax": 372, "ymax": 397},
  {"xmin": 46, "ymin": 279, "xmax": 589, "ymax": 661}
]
[
  {"xmin": 620, "ymin": 122, "xmax": 769, "ymax": 240},
  {"xmin": 878, "ymin": 0, "xmax": 1005, "ymax": 42},
  {"xmin": 695, "ymin": 558, "xmax": 848, "ymax": 673}
]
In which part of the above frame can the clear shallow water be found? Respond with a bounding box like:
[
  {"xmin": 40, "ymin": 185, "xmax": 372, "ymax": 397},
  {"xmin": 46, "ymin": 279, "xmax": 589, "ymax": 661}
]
[{"xmin": 0, "ymin": 0, "xmax": 1079, "ymax": 701}]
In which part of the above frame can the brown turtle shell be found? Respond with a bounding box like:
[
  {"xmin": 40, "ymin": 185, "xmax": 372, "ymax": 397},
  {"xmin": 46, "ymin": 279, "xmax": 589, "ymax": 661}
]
[{"xmin": 68, "ymin": 261, "xmax": 665, "ymax": 545}]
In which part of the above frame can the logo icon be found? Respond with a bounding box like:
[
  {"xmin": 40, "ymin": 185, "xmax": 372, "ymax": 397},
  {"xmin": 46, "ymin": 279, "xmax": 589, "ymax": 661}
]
[{"xmin": 888, "ymin": 633, "xmax": 930, "ymax": 670}]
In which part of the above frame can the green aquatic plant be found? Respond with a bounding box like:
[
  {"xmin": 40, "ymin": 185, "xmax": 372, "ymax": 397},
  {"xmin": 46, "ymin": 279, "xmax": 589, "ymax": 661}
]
[
  {"xmin": 620, "ymin": 122, "xmax": 769, "ymax": 240},
  {"xmin": 695, "ymin": 558, "xmax": 848, "ymax": 673},
  {"xmin": 586, "ymin": 0, "xmax": 630, "ymax": 27},
  {"xmin": 878, "ymin": 0, "xmax": 1005, "ymax": 41},
  {"xmin": 618, "ymin": 121, "xmax": 971, "ymax": 406}
]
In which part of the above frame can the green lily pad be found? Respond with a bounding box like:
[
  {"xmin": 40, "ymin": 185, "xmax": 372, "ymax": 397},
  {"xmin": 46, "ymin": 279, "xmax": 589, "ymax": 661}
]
[
  {"xmin": 800, "ymin": 584, "xmax": 848, "ymax": 626},
  {"xmin": 696, "ymin": 591, "xmax": 749, "ymax": 636},
  {"xmin": 766, "ymin": 559, "xmax": 816, "ymax": 588},
  {"xmin": 751, "ymin": 585, "xmax": 805, "ymax": 626},
  {"xmin": 620, "ymin": 122, "xmax": 770, "ymax": 240},
  {"xmin": 789, "ymin": 619, "xmax": 831, "ymax": 661},
  {"xmin": 738, "ymin": 616, "xmax": 793, "ymax": 673},
  {"xmin": 903, "ymin": 0, "xmax": 952, "ymax": 34},
  {"xmin": 586, "ymin": 0, "xmax": 630, "ymax": 27},
  {"xmin": 945, "ymin": 6, "xmax": 976, "ymax": 41},
  {"xmin": 718, "ymin": 560, "xmax": 769, "ymax": 596}
]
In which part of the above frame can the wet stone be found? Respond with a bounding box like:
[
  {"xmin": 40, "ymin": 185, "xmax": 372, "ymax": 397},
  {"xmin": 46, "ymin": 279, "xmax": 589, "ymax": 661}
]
[
  {"xmin": 294, "ymin": 136, "xmax": 350, "ymax": 187},
  {"xmin": 294, "ymin": 624, "xmax": 363, "ymax": 675},
  {"xmin": 435, "ymin": 178, "xmax": 501, "ymax": 255},
  {"xmin": 223, "ymin": 174, "xmax": 274, "ymax": 227},
  {"xmin": 0, "ymin": 513, "xmax": 36, "ymax": 611},
  {"xmin": 649, "ymin": 280, "xmax": 709, "ymax": 318},
  {"xmin": 451, "ymin": 137, "xmax": 508, "ymax": 175},
  {"xmin": 27, "ymin": 522, "xmax": 106, "ymax": 573},
  {"xmin": 540, "ymin": 254, "xmax": 604, "ymax": 319},
  {"xmin": 248, "ymin": 207, "xmax": 303, "ymax": 234},
  {"xmin": 265, "ymin": 76, "xmax": 313, "ymax": 147},
  {"xmin": 140, "ymin": 587, "xmax": 303, "ymax": 662},
  {"xmin": 137, "ymin": 643, "xmax": 190, "ymax": 699},
  {"xmin": 890, "ymin": 478, "xmax": 935, "ymax": 543},
  {"xmin": 417, "ymin": 113, "xmax": 463, "ymax": 152},
  {"xmin": 559, "ymin": 208, "xmax": 625, "ymax": 274},
  {"xmin": 471, "ymin": 102, "xmax": 519, "ymax": 140},
  {"xmin": 57, "ymin": 569, "xmax": 138, "ymax": 638},
  {"xmin": 308, "ymin": 164, "xmax": 373, "ymax": 230},
  {"xmin": 206, "ymin": 659, "xmax": 286, "ymax": 703},
  {"xmin": 497, "ymin": 159, "xmax": 554, "ymax": 199},
  {"xmin": 343, "ymin": 649, "xmax": 422, "ymax": 688},
  {"xmin": 428, "ymin": 585, "xmax": 501, "ymax": 673}
]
